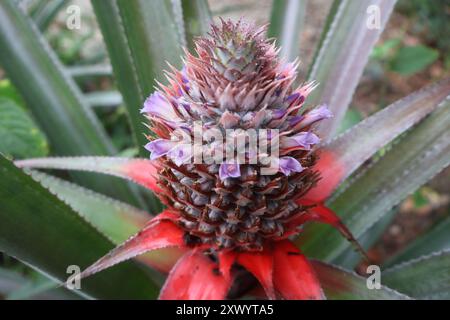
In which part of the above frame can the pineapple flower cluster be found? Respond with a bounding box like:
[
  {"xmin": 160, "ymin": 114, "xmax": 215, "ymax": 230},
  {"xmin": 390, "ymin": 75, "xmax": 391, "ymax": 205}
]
[{"xmin": 78, "ymin": 19, "xmax": 364, "ymax": 300}]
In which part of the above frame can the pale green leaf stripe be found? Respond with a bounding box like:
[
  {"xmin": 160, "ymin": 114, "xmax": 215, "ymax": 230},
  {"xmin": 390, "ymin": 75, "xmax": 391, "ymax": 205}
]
[
  {"xmin": 297, "ymin": 98, "xmax": 450, "ymax": 261},
  {"xmin": 384, "ymin": 216, "xmax": 450, "ymax": 267},
  {"xmin": 307, "ymin": 0, "xmax": 397, "ymax": 141},
  {"xmin": 91, "ymin": 0, "xmax": 183, "ymax": 156},
  {"xmin": 29, "ymin": 170, "xmax": 149, "ymax": 244},
  {"xmin": 0, "ymin": 0, "xmax": 145, "ymax": 207},
  {"xmin": 85, "ymin": 91, "xmax": 123, "ymax": 108},
  {"xmin": 182, "ymin": 0, "xmax": 212, "ymax": 52},
  {"xmin": 170, "ymin": 0, "xmax": 187, "ymax": 48},
  {"xmin": 0, "ymin": 156, "xmax": 159, "ymax": 299},
  {"xmin": 67, "ymin": 64, "xmax": 113, "ymax": 79},
  {"xmin": 312, "ymin": 261, "xmax": 410, "ymax": 300},
  {"xmin": 0, "ymin": 98, "xmax": 48, "ymax": 158},
  {"xmin": 268, "ymin": 0, "xmax": 306, "ymax": 62},
  {"xmin": 383, "ymin": 250, "xmax": 450, "ymax": 299},
  {"xmin": 15, "ymin": 156, "xmax": 151, "ymax": 188}
]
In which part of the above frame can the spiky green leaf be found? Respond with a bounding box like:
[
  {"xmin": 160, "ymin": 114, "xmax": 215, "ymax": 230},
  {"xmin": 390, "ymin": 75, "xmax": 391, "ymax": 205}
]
[
  {"xmin": 307, "ymin": 0, "xmax": 396, "ymax": 141},
  {"xmin": 313, "ymin": 261, "xmax": 409, "ymax": 300},
  {"xmin": 297, "ymin": 97, "xmax": 450, "ymax": 261},
  {"xmin": 383, "ymin": 250, "xmax": 450, "ymax": 299},
  {"xmin": 91, "ymin": 0, "xmax": 183, "ymax": 156},
  {"xmin": 0, "ymin": 156, "xmax": 159, "ymax": 299},
  {"xmin": 384, "ymin": 215, "xmax": 450, "ymax": 267},
  {"xmin": 0, "ymin": 0, "xmax": 145, "ymax": 207}
]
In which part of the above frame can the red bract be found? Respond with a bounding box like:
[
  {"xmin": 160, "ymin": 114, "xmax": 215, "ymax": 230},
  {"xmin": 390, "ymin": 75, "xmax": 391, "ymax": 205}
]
[{"xmin": 77, "ymin": 19, "xmax": 363, "ymax": 300}]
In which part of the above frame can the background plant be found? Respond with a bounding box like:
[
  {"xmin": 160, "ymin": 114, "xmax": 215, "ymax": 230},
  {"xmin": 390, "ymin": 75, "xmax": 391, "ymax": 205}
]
[{"xmin": 0, "ymin": 0, "xmax": 448, "ymax": 299}]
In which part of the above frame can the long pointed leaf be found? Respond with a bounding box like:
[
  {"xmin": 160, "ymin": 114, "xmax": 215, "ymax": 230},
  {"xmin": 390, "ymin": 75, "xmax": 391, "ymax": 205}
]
[
  {"xmin": 384, "ymin": 215, "xmax": 450, "ymax": 267},
  {"xmin": 383, "ymin": 250, "xmax": 450, "ymax": 299},
  {"xmin": 307, "ymin": 0, "xmax": 396, "ymax": 141},
  {"xmin": 29, "ymin": 170, "xmax": 182, "ymax": 273},
  {"xmin": 268, "ymin": 0, "xmax": 306, "ymax": 62},
  {"xmin": 306, "ymin": 78, "xmax": 450, "ymax": 202},
  {"xmin": 30, "ymin": 0, "xmax": 66, "ymax": 31},
  {"xmin": 312, "ymin": 261, "xmax": 410, "ymax": 300},
  {"xmin": 91, "ymin": 0, "xmax": 183, "ymax": 156},
  {"xmin": 0, "ymin": 156, "xmax": 159, "ymax": 299},
  {"xmin": 297, "ymin": 97, "xmax": 450, "ymax": 261},
  {"xmin": 29, "ymin": 170, "xmax": 149, "ymax": 244},
  {"xmin": 15, "ymin": 156, "xmax": 160, "ymax": 192},
  {"xmin": 0, "ymin": 0, "xmax": 145, "ymax": 207}
]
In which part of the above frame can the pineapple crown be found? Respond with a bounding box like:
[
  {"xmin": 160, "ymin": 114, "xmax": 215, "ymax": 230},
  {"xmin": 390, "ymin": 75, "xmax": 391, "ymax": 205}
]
[{"xmin": 141, "ymin": 19, "xmax": 332, "ymax": 252}]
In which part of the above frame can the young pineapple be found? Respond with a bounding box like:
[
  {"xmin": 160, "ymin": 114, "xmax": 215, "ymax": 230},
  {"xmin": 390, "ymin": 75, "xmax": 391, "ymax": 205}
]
[{"xmin": 143, "ymin": 19, "xmax": 331, "ymax": 252}]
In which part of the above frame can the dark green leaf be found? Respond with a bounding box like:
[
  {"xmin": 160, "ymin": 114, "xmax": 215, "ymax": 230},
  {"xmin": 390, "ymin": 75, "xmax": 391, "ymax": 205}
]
[
  {"xmin": 0, "ymin": 156, "xmax": 159, "ymax": 299},
  {"xmin": 28, "ymin": 170, "xmax": 178, "ymax": 274},
  {"xmin": 383, "ymin": 250, "xmax": 450, "ymax": 299},
  {"xmin": 384, "ymin": 215, "xmax": 450, "ymax": 267},
  {"xmin": 0, "ymin": 0, "xmax": 146, "ymax": 207},
  {"xmin": 312, "ymin": 261, "xmax": 409, "ymax": 300},
  {"xmin": 29, "ymin": 170, "xmax": 149, "ymax": 244}
]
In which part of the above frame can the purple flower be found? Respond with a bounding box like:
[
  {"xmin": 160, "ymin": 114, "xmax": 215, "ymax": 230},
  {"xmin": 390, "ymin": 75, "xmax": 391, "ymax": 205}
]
[
  {"xmin": 272, "ymin": 108, "xmax": 286, "ymax": 119},
  {"xmin": 145, "ymin": 139, "xmax": 177, "ymax": 160},
  {"xmin": 289, "ymin": 115, "xmax": 305, "ymax": 127},
  {"xmin": 285, "ymin": 92, "xmax": 300, "ymax": 103},
  {"xmin": 282, "ymin": 132, "xmax": 320, "ymax": 150},
  {"xmin": 278, "ymin": 157, "xmax": 303, "ymax": 176},
  {"xmin": 167, "ymin": 144, "xmax": 193, "ymax": 166},
  {"xmin": 219, "ymin": 162, "xmax": 241, "ymax": 180},
  {"xmin": 141, "ymin": 92, "xmax": 180, "ymax": 122},
  {"xmin": 298, "ymin": 105, "xmax": 332, "ymax": 128}
]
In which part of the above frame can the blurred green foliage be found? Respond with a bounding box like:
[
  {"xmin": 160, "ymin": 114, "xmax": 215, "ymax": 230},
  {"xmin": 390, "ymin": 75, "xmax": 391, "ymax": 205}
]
[
  {"xmin": 397, "ymin": 0, "xmax": 450, "ymax": 54},
  {"xmin": 0, "ymin": 95, "xmax": 48, "ymax": 159}
]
